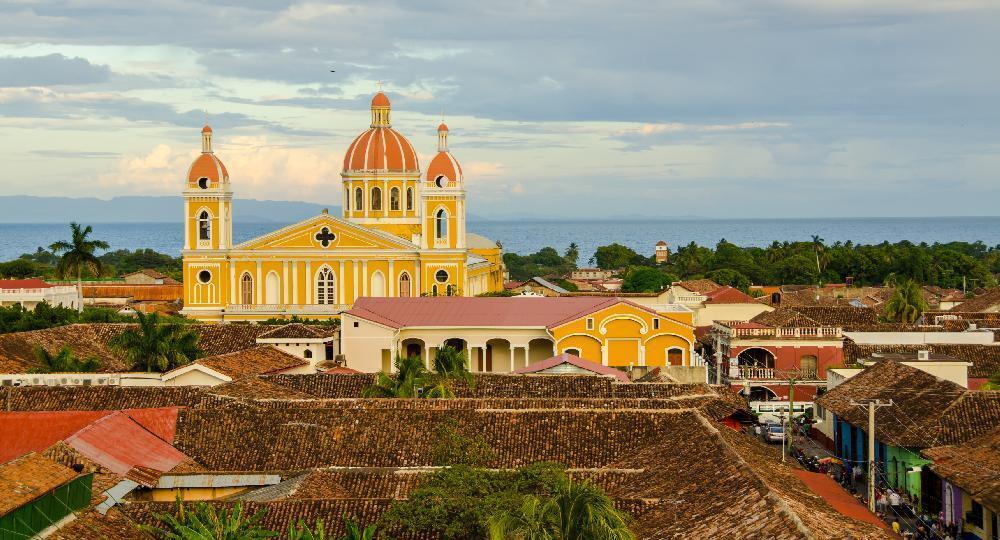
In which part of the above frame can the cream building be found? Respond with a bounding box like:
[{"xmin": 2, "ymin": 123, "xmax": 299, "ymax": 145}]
[{"xmin": 180, "ymin": 93, "xmax": 505, "ymax": 322}]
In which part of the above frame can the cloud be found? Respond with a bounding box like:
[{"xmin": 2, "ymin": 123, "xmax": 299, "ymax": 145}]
[{"xmin": 0, "ymin": 54, "xmax": 110, "ymax": 86}]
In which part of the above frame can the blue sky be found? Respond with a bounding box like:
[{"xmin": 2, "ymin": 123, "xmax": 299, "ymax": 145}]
[{"xmin": 0, "ymin": 0, "xmax": 998, "ymax": 219}]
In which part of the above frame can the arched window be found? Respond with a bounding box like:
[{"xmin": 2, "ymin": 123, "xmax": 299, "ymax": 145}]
[
  {"xmin": 371, "ymin": 187, "xmax": 382, "ymax": 211},
  {"xmin": 431, "ymin": 284, "xmax": 439, "ymax": 297},
  {"xmin": 198, "ymin": 211, "xmax": 211, "ymax": 240},
  {"xmin": 316, "ymin": 267, "xmax": 336, "ymax": 305},
  {"xmin": 446, "ymin": 284, "xmax": 455, "ymax": 296},
  {"xmin": 304, "ymin": 349, "xmax": 313, "ymax": 359},
  {"xmin": 265, "ymin": 271, "xmax": 280, "ymax": 304},
  {"xmin": 564, "ymin": 348, "xmax": 581, "ymax": 356},
  {"xmin": 398, "ymin": 272, "xmax": 411, "ymax": 297},
  {"xmin": 240, "ymin": 273, "xmax": 253, "ymax": 305},
  {"xmin": 371, "ymin": 271, "xmax": 386, "ymax": 297},
  {"xmin": 406, "ymin": 187, "xmax": 414, "ymax": 211},
  {"xmin": 354, "ymin": 187, "xmax": 363, "ymax": 211},
  {"xmin": 389, "ymin": 187, "xmax": 400, "ymax": 211},
  {"xmin": 435, "ymin": 209, "xmax": 448, "ymax": 240}
]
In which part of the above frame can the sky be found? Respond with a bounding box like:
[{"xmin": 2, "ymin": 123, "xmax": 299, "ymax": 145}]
[{"xmin": 0, "ymin": 0, "xmax": 998, "ymax": 220}]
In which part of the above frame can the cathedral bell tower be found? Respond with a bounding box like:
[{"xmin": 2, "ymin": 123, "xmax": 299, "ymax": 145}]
[
  {"xmin": 422, "ymin": 122, "xmax": 466, "ymax": 250},
  {"xmin": 183, "ymin": 125, "xmax": 233, "ymax": 251}
]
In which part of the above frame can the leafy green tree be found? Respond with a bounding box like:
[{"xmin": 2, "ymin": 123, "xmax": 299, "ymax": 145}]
[
  {"xmin": 288, "ymin": 518, "xmax": 374, "ymax": 540},
  {"xmin": 49, "ymin": 223, "xmax": 110, "ymax": 313},
  {"xmin": 108, "ymin": 311, "xmax": 201, "ymax": 372},
  {"xmin": 983, "ymin": 370, "xmax": 1000, "ymax": 391},
  {"xmin": 593, "ymin": 244, "xmax": 643, "ymax": 270},
  {"xmin": 143, "ymin": 499, "xmax": 276, "ymax": 539},
  {"xmin": 621, "ymin": 267, "xmax": 671, "ymax": 293},
  {"xmin": 564, "ymin": 243, "xmax": 580, "ymax": 266},
  {"xmin": 426, "ymin": 345, "xmax": 474, "ymax": 398},
  {"xmin": 706, "ymin": 268, "xmax": 751, "ymax": 292},
  {"xmin": 429, "ymin": 419, "xmax": 496, "ymax": 466},
  {"xmin": 503, "ymin": 247, "xmax": 577, "ymax": 281},
  {"xmin": 30, "ymin": 345, "xmax": 101, "ymax": 373},
  {"xmin": 487, "ymin": 478, "xmax": 635, "ymax": 540},
  {"xmin": 381, "ymin": 463, "xmax": 568, "ymax": 540},
  {"xmin": 0, "ymin": 259, "xmax": 37, "ymax": 278},
  {"xmin": 883, "ymin": 280, "xmax": 929, "ymax": 323}
]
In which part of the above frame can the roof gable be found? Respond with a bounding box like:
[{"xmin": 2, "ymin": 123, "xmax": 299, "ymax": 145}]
[
  {"xmin": 347, "ymin": 296, "xmax": 618, "ymax": 329},
  {"xmin": 0, "ymin": 452, "xmax": 78, "ymax": 516},
  {"xmin": 235, "ymin": 214, "xmax": 417, "ymax": 251},
  {"xmin": 514, "ymin": 352, "xmax": 631, "ymax": 382}
]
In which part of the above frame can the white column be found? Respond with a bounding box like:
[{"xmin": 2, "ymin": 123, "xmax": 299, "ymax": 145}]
[
  {"xmin": 255, "ymin": 260, "xmax": 262, "ymax": 304},
  {"xmin": 292, "ymin": 261, "xmax": 299, "ymax": 305},
  {"xmin": 218, "ymin": 202, "xmax": 227, "ymax": 249},
  {"xmin": 229, "ymin": 263, "xmax": 235, "ymax": 306},
  {"xmin": 388, "ymin": 260, "xmax": 395, "ymax": 297},
  {"xmin": 601, "ymin": 344, "xmax": 608, "ymax": 366},
  {"xmin": 415, "ymin": 261, "xmax": 422, "ymax": 297},
  {"xmin": 361, "ymin": 260, "xmax": 368, "ymax": 297},
  {"xmin": 363, "ymin": 180, "xmax": 369, "ymax": 218},
  {"xmin": 353, "ymin": 260, "xmax": 360, "ymax": 301},
  {"xmin": 338, "ymin": 261, "xmax": 345, "ymax": 305},
  {"xmin": 383, "ymin": 180, "xmax": 389, "ymax": 217},
  {"xmin": 639, "ymin": 345, "xmax": 646, "ymax": 366},
  {"xmin": 305, "ymin": 261, "xmax": 312, "ymax": 304}
]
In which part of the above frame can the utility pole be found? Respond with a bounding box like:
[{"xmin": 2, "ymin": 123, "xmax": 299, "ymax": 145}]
[
  {"xmin": 713, "ymin": 334, "xmax": 723, "ymax": 386},
  {"xmin": 777, "ymin": 369, "xmax": 801, "ymax": 463},
  {"xmin": 850, "ymin": 399, "xmax": 893, "ymax": 513}
]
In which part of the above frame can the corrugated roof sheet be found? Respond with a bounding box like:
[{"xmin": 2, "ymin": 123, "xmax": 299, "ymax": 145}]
[{"xmin": 64, "ymin": 411, "xmax": 187, "ymax": 475}]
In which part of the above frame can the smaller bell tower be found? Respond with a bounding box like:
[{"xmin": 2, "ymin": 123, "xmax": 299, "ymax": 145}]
[
  {"xmin": 183, "ymin": 125, "xmax": 233, "ymax": 251},
  {"xmin": 423, "ymin": 122, "xmax": 466, "ymax": 250}
]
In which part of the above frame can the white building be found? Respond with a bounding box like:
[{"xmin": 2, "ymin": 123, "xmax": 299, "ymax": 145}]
[{"xmin": 0, "ymin": 279, "xmax": 81, "ymax": 310}]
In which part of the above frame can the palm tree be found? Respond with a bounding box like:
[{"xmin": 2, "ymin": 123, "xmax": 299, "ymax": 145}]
[
  {"xmin": 488, "ymin": 479, "xmax": 635, "ymax": 540},
  {"xmin": 31, "ymin": 345, "xmax": 101, "ymax": 373},
  {"xmin": 811, "ymin": 235, "xmax": 826, "ymax": 278},
  {"xmin": 424, "ymin": 345, "xmax": 475, "ymax": 398},
  {"xmin": 108, "ymin": 311, "xmax": 201, "ymax": 372},
  {"xmin": 49, "ymin": 223, "xmax": 109, "ymax": 313},
  {"xmin": 883, "ymin": 279, "xmax": 929, "ymax": 324},
  {"xmin": 143, "ymin": 499, "xmax": 276, "ymax": 539},
  {"xmin": 362, "ymin": 355, "xmax": 427, "ymax": 397}
]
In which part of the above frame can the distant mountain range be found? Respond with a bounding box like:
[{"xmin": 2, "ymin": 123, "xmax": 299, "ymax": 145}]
[{"xmin": 0, "ymin": 196, "xmax": 344, "ymax": 224}]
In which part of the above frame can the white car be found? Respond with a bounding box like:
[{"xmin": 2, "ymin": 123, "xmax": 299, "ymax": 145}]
[{"xmin": 765, "ymin": 424, "xmax": 786, "ymax": 444}]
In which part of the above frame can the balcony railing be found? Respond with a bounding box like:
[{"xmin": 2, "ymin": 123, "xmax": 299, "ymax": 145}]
[
  {"xmin": 226, "ymin": 304, "xmax": 349, "ymax": 314},
  {"xmin": 727, "ymin": 326, "xmax": 842, "ymax": 338},
  {"xmin": 732, "ymin": 366, "xmax": 776, "ymax": 380}
]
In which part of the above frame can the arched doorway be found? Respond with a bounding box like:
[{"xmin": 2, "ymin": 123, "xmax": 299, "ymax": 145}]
[
  {"xmin": 667, "ymin": 347, "xmax": 684, "ymax": 366},
  {"xmin": 240, "ymin": 273, "xmax": 253, "ymax": 305},
  {"xmin": 401, "ymin": 338, "xmax": 425, "ymax": 362},
  {"xmin": 265, "ymin": 271, "xmax": 280, "ymax": 304},
  {"xmin": 741, "ymin": 385, "xmax": 779, "ymax": 402},
  {"xmin": 316, "ymin": 267, "xmax": 336, "ymax": 305},
  {"xmin": 440, "ymin": 338, "xmax": 468, "ymax": 371},
  {"xmin": 527, "ymin": 338, "xmax": 555, "ymax": 365}
]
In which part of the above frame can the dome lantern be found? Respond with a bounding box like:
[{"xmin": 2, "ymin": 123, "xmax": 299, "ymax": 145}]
[
  {"xmin": 437, "ymin": 123, "xmax": 449, "ymax": 152},
  {"xmin": 201, "ymin": 125, "xmax": 213, "ymax": 153},
  {"xmin": 371, "ymin": 91, "xmax": 391, "ymax": 127}
]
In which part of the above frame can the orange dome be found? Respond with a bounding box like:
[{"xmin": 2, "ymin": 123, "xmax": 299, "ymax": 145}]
[
  {"xmin": 188, "ymin": 153, "xmax": 229, "ymax": 185},
  {"xmin": 201, "ymin": 124, "xmax": 212, "ymax": 133},
  {"xmin": 437, "ymin": 122, "xmax": 449, "ymax": 132},
  {"xmin": 426, "ymin": 150, "xmax": 463, "ymax": 185},
  {"xmin": 343, "ymin": 127, "xmax": 419, "ymax": 173},
  {"xmin": 371, "ymin": 91, "xmax": 390, "ymax": 107}
]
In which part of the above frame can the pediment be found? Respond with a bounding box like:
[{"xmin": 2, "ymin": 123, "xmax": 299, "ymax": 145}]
[{"xmin": 235, "ymin": 214, "xmax": 418, "ymax": 252}]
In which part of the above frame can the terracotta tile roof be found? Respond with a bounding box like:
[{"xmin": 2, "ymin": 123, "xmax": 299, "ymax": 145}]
[
  {"xmin": 923, "ymin": 427, "xmax": 1000, "ymax": 511},
  {"xmin": 672, "ymin": 279, "xmax": 721, "ymax": 294},
  {"xmin": 0, "ymin": 452, "xmax": 78, "ymax": 516},
  {"xmin": 0, "ymin": 278, "xmax": 53, "ymax": 290},
  {"xmin": 2, "ymin": 386, "xmax": 216, "ymax": 411},
  {"xmin": 193, "ymin": 346, "xmax": 308, "ymax": 380},
  {"xmin": 346, "ymin": 296, "xmax": 651, "ymax": 330},
  {"xmin": 257, "ymin": 323, "xmax": 336, "ymax": 340},
  {"xmin": 844, "ymin": 342, "xmax": 1000, "ymax": 378},
  {"xmin": 513, "ymin": 352, "xmax": 631, "ymax": 382},
  {"xmin": 787, "ymin": 306, "xmax": 878, "ymax": 328},
  {"xmin": 702, "ymin": 286, "xmax": 757, "ymax": 304},
  {"xmin": 0, "ymin": 323, "xmax": 277, "ymax": 373},
  {"xmin": 207, "ymin": 378, "xmax": 320, "ymax": 400},
  {"xmin": 953, "ymin": 288, "xmax": 1000, "ymax": 313},
  {"xmin": 816, "ymin": 360, "xmax": 1000, "ymax": 448},
  {"xmin": 48, "ymin": 508, "xmax": 150, "ymax": 539},
  {"xmin": 751, "ymin": 308, "xmax": 821, "ymax": 328}
]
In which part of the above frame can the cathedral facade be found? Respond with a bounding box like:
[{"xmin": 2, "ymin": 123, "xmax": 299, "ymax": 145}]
[{"xmin": 180, "ymin": 92, "xmax": 505, "ymax": 322}]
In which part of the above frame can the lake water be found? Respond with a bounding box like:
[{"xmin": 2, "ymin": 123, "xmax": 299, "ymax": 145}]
[{"xmin": 1, "ymin": 217, "xmax": 998, "ymax": 264}]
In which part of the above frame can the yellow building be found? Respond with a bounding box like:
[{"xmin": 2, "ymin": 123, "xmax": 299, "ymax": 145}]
[
  {"xmin": 341, "ymin": 296, "xmax": 697, "ymax": 374},
  {"xmin": 181, "ymin": 93, "xmax": 505, "ymax": 322}
]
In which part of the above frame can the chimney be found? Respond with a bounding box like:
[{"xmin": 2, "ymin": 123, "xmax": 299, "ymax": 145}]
[{"xmin": 917, "ymin": 350, "xmax": 930, "ymax": 361}]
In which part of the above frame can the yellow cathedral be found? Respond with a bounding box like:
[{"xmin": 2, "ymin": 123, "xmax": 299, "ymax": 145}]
[{"xmin": 180, "ymin": 92, "xmax": 505, "ymax": 322}]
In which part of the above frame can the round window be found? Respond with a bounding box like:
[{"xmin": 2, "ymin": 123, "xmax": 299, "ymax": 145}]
[
  {"xmin": 435, "ymin": 269, "xmax": 449, "ymax": 283},
  {"xmin": 198, "ymin": 177, "xmax": 210, "ymax": 189},
  {"xmin": 197, "ymin": 270, "xmax": 212, "ymax": 284},
  {"xmin": 435, "ymin": 175, "xmax": 448, "ymax": 188}
]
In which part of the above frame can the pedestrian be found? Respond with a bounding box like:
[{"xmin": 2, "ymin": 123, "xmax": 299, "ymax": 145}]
[
  {"xmin": 876, "ymin": 491, "xmax": 888, "ymax": 516},
  {"xmin": 892, "ymin": 519, "xmax": 901, "ymax": 535},
  {"xmin": 889, "ymin": 489, "xmax": 902, "ymax": 514}
]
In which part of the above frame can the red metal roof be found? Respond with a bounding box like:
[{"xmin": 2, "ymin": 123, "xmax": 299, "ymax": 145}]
[
  {"xmin": 0, "ymin": 410, "xmax": 108, "ymax": 462},
  {"xmin": 347, "ymin": 296, "xmax": 646, "ymax": 329},
  {"xmin": 514, "ymin": 352, "xmax": 631, "ymax": 382},
  {"xmin": 123, "ymin": 407, "xmax": 181, "ymax": 443},
  {"xmin": 0, "ymin": 278, "xmax": 53, "ymax": 290},
  {"xmin": 65, "ymin": 411, "xmax": 187, "ymax": 474}
]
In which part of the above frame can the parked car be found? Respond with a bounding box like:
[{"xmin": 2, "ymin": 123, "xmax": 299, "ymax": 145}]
[{"xmin": 765, "ymin": 424, "xmax": 786, "ymax": 444}]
